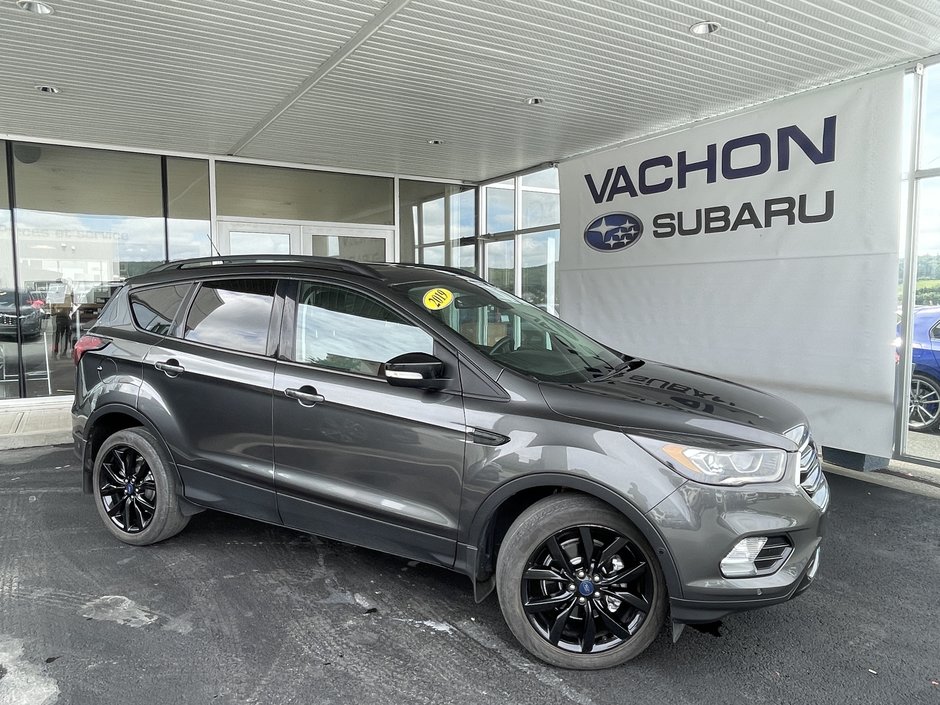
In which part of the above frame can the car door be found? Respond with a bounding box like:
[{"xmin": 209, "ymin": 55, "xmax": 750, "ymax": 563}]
[
  {"xmin": 926, "ymin": 316, "xmax": 940, "ymax": 371},
  {"xmin": 272, "ymin": 278, "xmax": 466, "ymax": 566},
  {"xmin": 138, "ymin": 277, "xmax": 281, "ymax": 523}
]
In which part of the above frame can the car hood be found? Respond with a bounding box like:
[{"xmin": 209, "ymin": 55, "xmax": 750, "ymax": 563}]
[{"xmin": 539, "ymin": 360, "xmax": 806, "ymax": 451}]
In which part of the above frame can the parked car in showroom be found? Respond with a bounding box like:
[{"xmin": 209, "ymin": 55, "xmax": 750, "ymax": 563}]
[
  {"xmin": 0, "ymin": 288, "xmax": 44, "ymax": 339},
  {"xmin": 71, "ymin": 256, "xmax": 827, "ymax": 669},
  {"xmin": 907, "ymin": 305, "xmax": 940, "ymax": 432}
]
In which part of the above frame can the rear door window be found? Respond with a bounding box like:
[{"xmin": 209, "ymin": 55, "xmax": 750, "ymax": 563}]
[
  {"xmin": 184, "ymin": 279, "xmax": 277, "ymax": 354},
  {"xmin": 130, "ymin": 284, "xmax": 191, "ymax": 335}
]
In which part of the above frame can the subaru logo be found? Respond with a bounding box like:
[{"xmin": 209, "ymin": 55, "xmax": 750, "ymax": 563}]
[{"xmin": 583, "ymin": 212, "xmax": 643, "ymax": 252}]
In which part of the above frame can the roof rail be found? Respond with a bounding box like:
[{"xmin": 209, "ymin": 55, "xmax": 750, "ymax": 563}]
[
  {"xmin": 150, "ymin": 254, "xmax": 381, "ymax": 279},
  {"xmin": 389, "ymin": 262, "xmax": 487, "ymax": 282}
]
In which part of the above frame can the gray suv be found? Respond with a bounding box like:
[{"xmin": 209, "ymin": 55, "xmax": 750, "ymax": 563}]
[{"xmin": 72, "ymin": 255, "xmax": 828, "ymax": 669}]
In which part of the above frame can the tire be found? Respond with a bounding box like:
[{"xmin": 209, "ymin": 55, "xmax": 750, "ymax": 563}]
[
  {"xmin": 496, "ymin": 494, "xmax": 666, "ymax": 669},
  {"xmin": 909, "ymin": 374, "xmax": 940, "ymax": 432},
  {"xmin": 92, "ymin": 427, "xmax": 189, "ymax": 546}
]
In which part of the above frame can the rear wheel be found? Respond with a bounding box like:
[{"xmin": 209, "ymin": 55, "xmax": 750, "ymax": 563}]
[
  {"xmin": 92, "ymin": 427, "xmax": 189, "ymax": 545},
  {"xmin": 909, "ymin": 374, "xmax": 940, "ymax": 432},
  {"xmin": 496, "ymin": 494, "xmax": 666, "ymax": 669}
]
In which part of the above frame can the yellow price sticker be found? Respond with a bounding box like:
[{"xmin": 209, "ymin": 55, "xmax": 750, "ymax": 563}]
[{"xmin": 422, "ymin": 288, "xmax": 454, "ymax": 310}]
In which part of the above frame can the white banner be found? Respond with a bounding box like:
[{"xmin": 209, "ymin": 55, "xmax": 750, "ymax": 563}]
[{"xmin": 559, "ymin": 72, "xmax": 902, "ymax": 457}]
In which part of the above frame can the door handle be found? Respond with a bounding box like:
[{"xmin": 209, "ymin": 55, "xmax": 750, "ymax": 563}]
[
  {"xmin": 154, "ymin": 359, "xmax": 185, "ymax": 377},
  {"xmin": 285, "ymin": 386, "xmax": 325, "ymax": 407}
]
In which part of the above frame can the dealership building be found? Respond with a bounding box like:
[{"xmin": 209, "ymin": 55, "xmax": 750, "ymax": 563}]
[{"xmin": 1, "ymin": 0, "xmax": 939, "ymax": 469}]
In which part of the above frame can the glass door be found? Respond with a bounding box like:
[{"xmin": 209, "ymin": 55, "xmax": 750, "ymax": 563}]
[
  {"xmin": 216, "ymin": 220, "xmax": 394, "ymax": 263},
  {"xmin": 217, "ymin": 220, "xmax": 301, "ymax": 256},
  {"xmin": 899, "ymin": 64, "xmax": 940, "ymax": 464},
  {"xmin": 301, "ymin": 224, "xmax": 393, "ymax": 263}
]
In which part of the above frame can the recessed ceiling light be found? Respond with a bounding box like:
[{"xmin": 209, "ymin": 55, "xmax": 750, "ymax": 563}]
[
  {"xmin": 689, "ymin": 20, "xmax": 721, "ymax": 36},
  {"xmin": 427, "ymin": 139, "xmax": 444, "ymax": 145},
  {"xmin": 16, "ymin": 1, "xmax": 55, "ymax": 15},
  {"xmin": 525, "ymin": 97, "xmax": 545, "ymax": 106},
  {"xmin": 35, "ymin": 85, "xmax": 59, "ymax": 94}
]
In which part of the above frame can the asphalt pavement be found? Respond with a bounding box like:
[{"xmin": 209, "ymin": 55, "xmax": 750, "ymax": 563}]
[{"xmin": 0, "ymin": 445, "xmax": 937, "ymax": 705}]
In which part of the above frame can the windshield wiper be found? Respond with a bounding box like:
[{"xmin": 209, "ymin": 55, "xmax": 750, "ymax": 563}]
[{"xmin": 591, "ymin": 357, "xmax": 644, "ymax": 382}]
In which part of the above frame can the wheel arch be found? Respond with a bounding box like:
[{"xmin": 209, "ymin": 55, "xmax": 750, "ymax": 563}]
[
  {"xmin": 459, "ymin": 473, "xmax": 683, "ymax": 602},
  {"xmin": 912, "ymin": 367, "xmax": 940, "ymax": 385},
  {"xmin": 81, "ymin": 404, "xmax": 190, "ymax": 506}
]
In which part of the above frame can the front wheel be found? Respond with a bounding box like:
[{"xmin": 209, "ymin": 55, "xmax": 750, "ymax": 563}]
[
  {"xmin": 496, "ymin": 494, "xmax": 666, "ymax": 669},
  {"xmin": 92, "ymin": 427, "xmax": 189, "ymax": 545},
  {"xmin": 910, "ymin": 374, "xmax": 940, "ymax": 432}
]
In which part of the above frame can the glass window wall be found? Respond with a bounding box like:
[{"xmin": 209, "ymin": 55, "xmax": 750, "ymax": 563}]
[
  {"xmin": 480, "ymin": 167, "xmax": 560, "ymax": 315},
  {"xmin": 521, "ymin": 229, "xmax": 560, "ymax": 313},
  {"xmin": 0, "ymin": 144, "xmax": 470, "ymax": 398},
  {"xmin": 484, "ymin": 180, "xmax": 515, "ymax": 234},
  {"xmin": 398, "ymin": 180, "xmax": 476, "ymax": 271},
  {"xmin": 216, "ymin": 162, "xmax": 393, "ymax": 225},
  {"xmin": 0, "ymin": 142, "xmax": 23, "ymax": 399},
  {"xmin": 900, "ymin": 63, "xmax": 940, "ymax": 464},
  {"xmin": 12, "ymin": 143, "xmax": 166, "ymax": 396},
  {"xmin": 167, "ymin": 157, "xmax": 212, "ymax": 260}
]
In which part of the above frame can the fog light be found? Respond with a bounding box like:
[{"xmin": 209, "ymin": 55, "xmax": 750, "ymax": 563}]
[{"xmin": 720, "ymin": 537, "xmax": 768, "ymax": 578}]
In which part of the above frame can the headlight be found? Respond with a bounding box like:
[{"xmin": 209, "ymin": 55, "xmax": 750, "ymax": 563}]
[{"xmin": 632, "ymin": 437, "xmax": 787, "ymax": 486}]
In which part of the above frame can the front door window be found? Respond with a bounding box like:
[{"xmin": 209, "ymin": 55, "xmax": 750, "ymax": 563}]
[{"xmin": 294, "ymin": 282, "xmax": 433, "ymax": 376}]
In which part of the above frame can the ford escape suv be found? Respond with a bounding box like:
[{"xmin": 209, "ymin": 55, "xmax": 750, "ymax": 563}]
[{"xmin": 72, "ymin": 255, "xmax": 828, "ymax": 670}]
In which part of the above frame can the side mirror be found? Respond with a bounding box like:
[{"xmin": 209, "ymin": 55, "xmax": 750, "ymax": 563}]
[{"xmin": 382, "ymin": 352, "xmax": 449, "ymax": 389}]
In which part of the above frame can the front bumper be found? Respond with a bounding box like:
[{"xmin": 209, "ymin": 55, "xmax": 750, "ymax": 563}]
[
  {"xmin": 669, "ymin": 545, "xmax": 822, "ymax": 622},
  {"xmin": 648, "ymin": 453, "xmax": 828, "ymax": 624}
]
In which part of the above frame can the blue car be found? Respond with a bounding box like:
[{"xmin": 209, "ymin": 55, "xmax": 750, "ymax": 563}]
[{"xmin": 909, "ymin": 305, "xmax": 940, "ymax": 431}]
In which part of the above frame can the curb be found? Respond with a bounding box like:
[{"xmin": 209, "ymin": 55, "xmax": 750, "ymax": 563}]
[{"xmin": 0, "ymin": 430, "xmax": 72, "ymax": 451}]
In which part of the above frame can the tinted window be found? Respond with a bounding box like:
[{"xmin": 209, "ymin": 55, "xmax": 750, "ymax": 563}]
[
  {"xmin": 294, "ymin": 282, "xmax": 433, "ymax": 376},
  {"xmin": 185, "ymin": 279, "xmax": 276, "ymax": 354},
  {"xmin": 130, "ymin": 285, "xmax": 190, "ymax": 335},
  {"xmin": 394, "ymin": 278, "xmax": 624, "ymax": 384}
]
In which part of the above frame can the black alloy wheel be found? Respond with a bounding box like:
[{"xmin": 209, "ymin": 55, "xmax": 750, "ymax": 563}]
[
  {"xmin": 521, "ymin": 525, "xmax": 653, "ymax": 654},
  {"xmin": 98, "ymin": 445, "xmax": 158, "ymax": 533},
  {"xmin": 496, "ymin": 494, "xmax": 665, "ymax": 669}
]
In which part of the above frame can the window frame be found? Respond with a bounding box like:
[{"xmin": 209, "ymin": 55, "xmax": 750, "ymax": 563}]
[
  {"xmin": 478, "ymin": 167, "xmax": 560, "ymax": 315},
  {"xmin": 278, "ymin": 276, "xmax": 458, "ymax": 383},
  {"xmin": 128, "ymin": 282, "xmax": 195, "ymax": 336},
  {"xmin": 172, "ymin": 276, "xmax": 281, "ymax": 357},
  {"xmin": 408, "ymin": 185, "xmax": 477, "ymax": 272}
]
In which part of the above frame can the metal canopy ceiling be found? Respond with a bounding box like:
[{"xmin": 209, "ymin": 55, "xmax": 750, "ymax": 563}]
[{"xmin": 0, "ymin": 0, "xmax": 938, "ymax": 182}]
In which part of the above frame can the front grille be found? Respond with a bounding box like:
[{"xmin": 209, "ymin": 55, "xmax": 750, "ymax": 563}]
[
  {"xmin": 798, "ymin": 432, "xmax": 829, "ymax": 509},
  {"xmin": 799, "ymin": 438, "xmax": 824, "ymax": 496},
  {"xmin": 0, "ymin": 314, "xmax": 14, "ymax": 326},
  {"xmin": 753, "ymin": 536, "xmax": 793, "ymax": 575}
]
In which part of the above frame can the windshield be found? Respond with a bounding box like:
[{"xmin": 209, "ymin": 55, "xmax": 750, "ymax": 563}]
[{"xmin": 395, "ymin": 278, "xmax": 630, "ymax": 383}]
